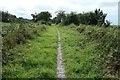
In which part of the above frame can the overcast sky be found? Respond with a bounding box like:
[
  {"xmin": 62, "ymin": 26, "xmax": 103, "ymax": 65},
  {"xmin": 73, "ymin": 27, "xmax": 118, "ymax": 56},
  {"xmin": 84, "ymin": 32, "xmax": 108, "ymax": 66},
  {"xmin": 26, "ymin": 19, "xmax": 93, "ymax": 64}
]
[{"xmin": 0, "ymin": 0, "xmax": 119, "ymax": 25}]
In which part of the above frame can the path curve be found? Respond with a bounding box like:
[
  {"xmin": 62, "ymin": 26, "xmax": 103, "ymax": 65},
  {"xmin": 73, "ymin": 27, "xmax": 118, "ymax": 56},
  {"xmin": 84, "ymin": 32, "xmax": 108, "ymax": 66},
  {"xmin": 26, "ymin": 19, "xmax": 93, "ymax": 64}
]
[{"xmin": 56, "ymin": 28, "xmax": 66, "ymax": 79}]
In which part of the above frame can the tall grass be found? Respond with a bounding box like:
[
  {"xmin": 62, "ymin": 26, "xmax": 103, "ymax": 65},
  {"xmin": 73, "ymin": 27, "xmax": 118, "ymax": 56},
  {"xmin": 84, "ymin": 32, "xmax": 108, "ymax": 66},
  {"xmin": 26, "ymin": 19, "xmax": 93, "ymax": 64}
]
[
  {"xmin": 76, "ymin": 25, "xmax": 119, "ymax": 77},
  {"xmin": 58, "ymin": 24, "xmax": 119, "ymax": 78},
  {"xmin": 2, "ymin": 22, "xmax": 46, "ymax": 64},
  {"xmin": 2, "ymin": 24, "xmax": 58, "ymax": 78}
]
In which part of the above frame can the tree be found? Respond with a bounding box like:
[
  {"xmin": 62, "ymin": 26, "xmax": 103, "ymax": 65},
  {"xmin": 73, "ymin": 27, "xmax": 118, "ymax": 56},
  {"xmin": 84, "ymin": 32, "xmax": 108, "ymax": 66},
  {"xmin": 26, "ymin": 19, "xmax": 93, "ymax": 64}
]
[
  {"xmin": 31, "ymin": 13, "xmax": 37, "ymax": 22},
  {"xmin": 64, "ymin": 12, "xmax": 80, "ymax": 25},
  {"xmin": 79, "ymin": 12, "xmax": 91, "ymax": 25},
  {"xmin": 104, "ymin": 20, "xmax": 111, "ymax": 27},
  {"xmin": 0, "ymin": 11, "xmax": 17, "ymax": 22},
  {"xmin": 52, "ymin": 17, "xmax": 57, "ymax": 23},
  {"xmin": 55, "ymin": 10, "xmax": 66, "ymax": 24},
  {"xmin": 52, "ymin": 9, "xmax": 109, "ymax": 26},
  {"xmin": 78, "ymin": 9, "xmax": 107, "ymax": 26},
  {"xmin": 95, "ymin": 9, "xmax": 107, "ymax": 26},
  {"xmin": 31, "ymin": 11, "xmax": 52, "ymax": 22}
]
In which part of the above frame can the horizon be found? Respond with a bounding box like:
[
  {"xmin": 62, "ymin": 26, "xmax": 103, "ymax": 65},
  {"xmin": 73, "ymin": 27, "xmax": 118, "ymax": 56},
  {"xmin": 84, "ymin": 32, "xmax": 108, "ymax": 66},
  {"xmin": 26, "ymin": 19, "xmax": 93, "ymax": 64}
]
[{"xmin": 0, "ymin": 0, "xmax": 119, "ymax": 25}]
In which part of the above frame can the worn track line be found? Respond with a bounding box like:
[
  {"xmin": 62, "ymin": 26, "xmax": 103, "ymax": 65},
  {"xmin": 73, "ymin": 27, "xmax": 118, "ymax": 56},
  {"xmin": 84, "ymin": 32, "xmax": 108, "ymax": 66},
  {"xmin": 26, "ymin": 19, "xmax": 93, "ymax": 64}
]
[{"xmin": 56, "ymin": 28, "xmax": 65, "ymax": 79}]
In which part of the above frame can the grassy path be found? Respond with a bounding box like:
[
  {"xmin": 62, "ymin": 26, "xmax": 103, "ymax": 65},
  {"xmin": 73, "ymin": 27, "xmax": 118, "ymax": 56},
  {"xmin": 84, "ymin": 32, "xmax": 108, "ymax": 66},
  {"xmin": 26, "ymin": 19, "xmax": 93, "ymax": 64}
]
[
  {"xmin": 3, "ymin": 25, "xmax": 58, "ymax": 78},
  {"xmin": 58, "ymin": 26, "xmax": 105, "ymax": 78},
  {"xmin": 3, "ymin": 24, "xmax": 116, "ymax": 78}
]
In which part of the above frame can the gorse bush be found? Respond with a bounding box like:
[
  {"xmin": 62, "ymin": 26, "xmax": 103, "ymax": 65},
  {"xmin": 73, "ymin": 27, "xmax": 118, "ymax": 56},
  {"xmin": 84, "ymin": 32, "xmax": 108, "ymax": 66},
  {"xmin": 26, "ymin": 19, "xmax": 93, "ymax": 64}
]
[{"xmin": 2, "ymin": 22, "xmax": 46, "ymax": 64}]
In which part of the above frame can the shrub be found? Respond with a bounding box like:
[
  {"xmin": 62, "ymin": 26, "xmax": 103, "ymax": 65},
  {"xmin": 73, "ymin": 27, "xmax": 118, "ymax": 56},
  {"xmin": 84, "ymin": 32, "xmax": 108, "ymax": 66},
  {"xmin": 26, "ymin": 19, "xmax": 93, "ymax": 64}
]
[{"xmin": 69, "ymin": 23, "xmax": 77, "ymax": 28}]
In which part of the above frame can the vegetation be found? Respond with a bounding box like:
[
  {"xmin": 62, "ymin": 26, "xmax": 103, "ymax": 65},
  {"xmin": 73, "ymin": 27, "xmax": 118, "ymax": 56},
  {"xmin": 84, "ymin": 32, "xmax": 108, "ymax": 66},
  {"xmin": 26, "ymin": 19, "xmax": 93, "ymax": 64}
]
[
  {"xmin": 53, "ymin": 9, "xmax": 110, "ymax": 27},
  {"xmin": 0, "ymin": 11, "xmax": 16, "ymax": 22},
  {"xmin": 79, "ymin": 9, "xmax": 107, "ymax": 26},
  {"xmin": 52, "ymin": 10, "xmax": 66, "ymax": 24},
  {"xmin": 2, "ymin": 22, "xmax": 47, "ymax": 64},
  {"xmin": 58, "ymin": 24, "xmax": 119, "ymax": 78},
  {"xmin": 1, "ymin": 8, "xmax": 119, "ymax": 79},
  {"xmin": 63, "ymin": 12, "xmax": 80, "ymax": 26},
  {"xmin": 0, "ymin": 11, "xmax": 30, "ymax": 23},
  {"xmin": 1, "ymin": 9, "xmax": 110, "ymax": 26},
  {"xmin": 2, "ymin": 25, "xmax": 58, "ymax": 78},
  {"xmin": 31, "ymin": 11, "xmax": 52, "ymax": 22}
]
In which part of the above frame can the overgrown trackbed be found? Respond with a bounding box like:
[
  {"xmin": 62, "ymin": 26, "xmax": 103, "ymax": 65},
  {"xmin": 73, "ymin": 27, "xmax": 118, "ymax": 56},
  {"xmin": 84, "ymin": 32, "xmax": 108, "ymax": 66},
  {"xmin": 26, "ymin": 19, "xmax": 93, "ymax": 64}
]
[{"xmin": 3, "ymin": 24, "xmax": 118, "ymax": 78}]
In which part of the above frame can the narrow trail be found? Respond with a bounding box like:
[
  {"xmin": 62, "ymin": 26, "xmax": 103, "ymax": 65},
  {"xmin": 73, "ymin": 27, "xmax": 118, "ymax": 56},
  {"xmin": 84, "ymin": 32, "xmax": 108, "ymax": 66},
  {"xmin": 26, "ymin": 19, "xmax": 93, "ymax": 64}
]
[{"xmin": 56, "ymin": 28, "xmax": 66, "ymax": 79}]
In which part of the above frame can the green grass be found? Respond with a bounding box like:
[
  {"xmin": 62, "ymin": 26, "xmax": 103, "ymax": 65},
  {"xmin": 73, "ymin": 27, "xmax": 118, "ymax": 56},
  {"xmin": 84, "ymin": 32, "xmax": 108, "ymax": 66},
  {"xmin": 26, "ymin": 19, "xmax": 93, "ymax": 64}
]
[
  {"xmin": 3, "ymin": 25, "xmax": 58, "ymax": 78},
  {"xmin": 58, "ymin": 25, "xmax": 118, "ymax": 78}
]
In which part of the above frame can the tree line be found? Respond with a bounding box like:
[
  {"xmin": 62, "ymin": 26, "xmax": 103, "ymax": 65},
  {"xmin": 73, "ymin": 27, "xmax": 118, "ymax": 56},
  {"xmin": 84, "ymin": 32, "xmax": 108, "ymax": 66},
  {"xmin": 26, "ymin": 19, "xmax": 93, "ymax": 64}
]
[
  {"xmin": 0, "ymin": 11, "xmax": 16, "ymax": 22},
  {"xmin": 52, "ymin": 9, "xmax": 111, "ymax": 27},
  {"xmin": 0, "ymin": 11, "xmax": 30, "ymax": 23},
  {"xmin": 0, "ymin": 9, "xmax": 111, "ymax": 26}
]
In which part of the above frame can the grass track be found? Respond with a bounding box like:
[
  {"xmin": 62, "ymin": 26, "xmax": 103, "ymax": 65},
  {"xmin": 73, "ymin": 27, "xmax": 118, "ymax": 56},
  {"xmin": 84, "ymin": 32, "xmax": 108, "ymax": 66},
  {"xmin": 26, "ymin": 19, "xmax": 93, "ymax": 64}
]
[
  {"xmin": 58, "ymin": 26, "xmax": 107, "ymax": 78},
  {"xmin": 2, "ymin": 24, "xmax": 118, "ymax": 78},
  {"xmin": 3, "ymin": 25, "xmax": 58, "ymax": 78}
]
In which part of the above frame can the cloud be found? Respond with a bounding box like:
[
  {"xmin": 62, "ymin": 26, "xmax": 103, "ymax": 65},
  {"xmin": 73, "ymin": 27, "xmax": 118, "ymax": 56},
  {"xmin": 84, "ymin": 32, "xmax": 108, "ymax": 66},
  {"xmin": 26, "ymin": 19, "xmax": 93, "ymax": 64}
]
[
  {"xmin": 118, "ymin": 1, "xmax": 120, "ymax": 25},
  {"xmin": 34, "ymin": 5, "xmax": 53, "ymax": 12},
  {"xmin": 14, "ymin": 7, "xmax": 26, "ymax": 14},
  {"xmin": 67, "ymin": 0, "xmax": 93, "ymax": 6},
  {"xmin": 58, "ymin": 6, "xmax": 71, "ymax": 12},
  {"xmin": 99, "ymin": 2, "xmax": 118, "ymax": 7}
]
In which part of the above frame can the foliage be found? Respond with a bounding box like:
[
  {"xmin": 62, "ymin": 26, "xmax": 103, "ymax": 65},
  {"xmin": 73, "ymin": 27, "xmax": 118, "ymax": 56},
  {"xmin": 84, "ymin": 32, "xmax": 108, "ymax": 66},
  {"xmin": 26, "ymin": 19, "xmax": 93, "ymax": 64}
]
[
  {"xmin": 104, "ymin": 20, "xmax": 111, "ymax": 27},
  {"xmin": 53, "ymin": 10, "xmax": 66, "ymax": 24},
  {"xmin": 0, "ymin": 11, "xmax": 31, "ymax": 23},
  {"xmin": 53, "ymin": 9, "xmax": 110, "ymax": 26},
  {"xmin": 79, "ymin": 9, "xmax": 107, "ymax": 26},
  {"xmin": 2, "ymin": 25, "xmax": 58, "ymax": 78},
  {"xmin": 2, "ymin": 22, "xmax": 46, "ymax": 65},
  {"xmin": 1, "ymin": 9, "xmax": 111, "ymax": 27},
  {"xmin": 31, "ymin": 11, "xmax": 52, "ymax": 22},
  {"xmin": 40, "ymin": 20, "xmax": 51, "ymax": 26},
  {"xmin": 0, "ymin": 11, "xmax": 16, "ymax": 22},
  {"xmin": 58, "ymin": 25, "xmax": 119, "ymax": 78},
  {"xmin": 1, "ymin": 8, "xmax": 116, "ymax": 78},
  {"xmin": 64, "ymin": 12, "xmax": 80, "ymax": 26}
]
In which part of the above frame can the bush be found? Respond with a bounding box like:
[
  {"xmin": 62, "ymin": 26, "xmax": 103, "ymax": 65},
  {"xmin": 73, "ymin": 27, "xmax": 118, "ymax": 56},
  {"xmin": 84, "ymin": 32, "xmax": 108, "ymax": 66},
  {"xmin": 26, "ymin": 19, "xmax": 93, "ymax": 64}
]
[{"xmin": 69, "ymin": 23, "xmax": 77, "ymax": 28}]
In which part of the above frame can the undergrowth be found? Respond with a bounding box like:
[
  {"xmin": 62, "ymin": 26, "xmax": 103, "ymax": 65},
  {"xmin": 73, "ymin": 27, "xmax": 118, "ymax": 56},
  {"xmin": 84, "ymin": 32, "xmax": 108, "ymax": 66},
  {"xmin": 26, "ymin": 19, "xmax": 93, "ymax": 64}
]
[{"xmin": 58, "ymin": 24, "xmax": 119, "ymax": 78}]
